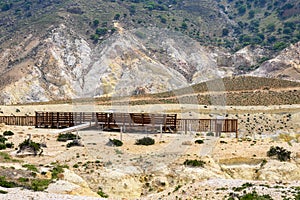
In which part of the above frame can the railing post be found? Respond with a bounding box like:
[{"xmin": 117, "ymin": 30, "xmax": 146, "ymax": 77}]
[
  {"xmin": 235, "ymin": 119, "xmax": 238, "ymax": 138},
  {"xmin": 185, "ymin": 119, "xmax": 188, "ymax": 135}
]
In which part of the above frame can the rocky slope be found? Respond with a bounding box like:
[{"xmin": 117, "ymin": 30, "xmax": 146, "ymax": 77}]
[
  {"xmin": 0, "ymin": 0, "xmax": 299, "ymax": 104},
  {"xmin": 250, "ymin": 42, "xmax": 300, "ymax": 82},
  {"xmin": 0, "ymin": 21, "xmax": 299, "ymax": 104}
]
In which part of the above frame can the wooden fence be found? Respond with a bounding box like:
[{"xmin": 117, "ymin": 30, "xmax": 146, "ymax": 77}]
[
  {"xmin": 176, "ymin": 119, "xmax": 238, "ymax": 137},
  {"xmin": 35, "ymin": 112, "xmax": 96, "ymax": 128},
  {"xmin": 0, "ymin": 116, "xmax": 36, "ymax": 126}
]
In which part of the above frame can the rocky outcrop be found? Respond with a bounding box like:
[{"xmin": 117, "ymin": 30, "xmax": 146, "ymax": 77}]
[
  {"xmin": 0, "ymin": 25, "xmax": 223, "ymax": 104},
  {"xmin": 47, "ymin": 169, "xmax": 98, "ymax": 197},
  {"xmin": 250, "ymin": 42, "xmax": 300, "ymax": 82},
  {"xmin": 257, "ymin": 160, "xmax": 300, "ymax": 181},
  {"xmin": 214, "ymin": 45, "xmax": 268, "ymax": 71}
]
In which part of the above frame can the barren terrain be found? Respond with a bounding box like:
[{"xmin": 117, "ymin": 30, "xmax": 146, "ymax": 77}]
[{"xmin": 0, "ymin": 103, "xmax": 299, "ymax": 199}]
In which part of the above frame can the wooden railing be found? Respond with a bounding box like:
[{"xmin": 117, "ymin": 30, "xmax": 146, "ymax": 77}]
[
  {"xmin": 95, "ymin": 113, "xmax": 177, "ymax": 132},
  {"xmin": 35, "ymin": 112, "xmax": 96, "ymax": 128},
  {"xmin": 176, "ymin": 119, "xmax": 238, "ymax": 136},
  {"xmin": 0, "ymin": 112, "xmax": 238, "ymax": 137},
  {"xmin": 0, "ymin": 116, "xmax": 36, "ymax": 126}
]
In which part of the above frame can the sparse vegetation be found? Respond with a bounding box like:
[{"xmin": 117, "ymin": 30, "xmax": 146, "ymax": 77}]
[
  {"xmin": 51, "ymin": 164, "xmax": 69, "ymax": 180},
  {"xmin": 109, "ymin": 139, "xmax": 123, "ymax": 147},
  {"xmin": 135, "ymin": 137, "xmax": 155, "ymax": 146},
  {"xmin": 173, "ymin": 185, "xmax": 182, "ymax": 192},
  {"xmin": 5, "ymin": 142, "xmax": 14, "ymax": 148},
  {"xmin": 66, "ymin": 140, "xmax": 82, "ymax": 148},
  {"xmin": 0, "ymin": 189, "xmax": 8, "ymax": 194},
  {"xmin": 17, "ymin": 139, "xmax": 43, "ymax": 156},
  {"xmin": 114, "ymin": 149, "xmax": 123, "ymax": 155},
  {"xmin": 3, "ymin": 131, "xmax": 14, "ymax": 136},
  {"xmin": 260, "ymin": 159, "xmax": 267, "ymax": 168},
  {"xmin": 73, "ymin": 164, "xmax": 79, "ymax": 168},
  {"xmin": 0, "ymin": 152, "xmax": 20, "ymax": 163},
  {"xmin": 0, "ymin": 143, "xmax": 6, "ymax": 150},
  {"xmin": 278, "ymin": 134, "xmax": 294, "ymax": 143},
  {"xmin": 97, "ymin": 187, "xmax": 109, "ymax": 198},
  {"xmin": 267, "ymin": 146, "xmax": 291, "ymax": 162},
  {"xmin": 233, "ymin": 182, "xmax": 254, "ymax": 192},
  {"xmin": 22, "ymin": 164, "xmax": 39, "ymax": 172},
  {"xmin": 227, "ymin": 190, "xmax": 273, "ymax": 200},
  {"xmin": 195, "ymin": 139, "xmax": 204, "ymax": 144},
  {"xmin": 183, "ymin": 159, "xmax": 205, "ymax": 167},
  {"xmin": 30, "ymin": 179, "xmax": 52, "ymax": 191},
  {"xmin": 206, "ymin": 132, "xmax": 214, "ymax": 136},
  {"xmin": 57, "ymin": 133, "xmax": 79, "ymax": 142},
  {"xmin": 0, "ymin": 135, "xmax": 7, "ymax": 144},
  {"xmin": 0, "ymin": 176, "xmax": 18, "ymax": 188},
  {"xmin": 0, "ymin": 135, "xmax": 14, "ymax": 150},
  {"xmin": 18, "ymin": 177, "xmax": 29, "ymax": 183}
]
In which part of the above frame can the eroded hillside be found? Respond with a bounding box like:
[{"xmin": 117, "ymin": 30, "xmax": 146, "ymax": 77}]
[{"xmin": 0, "ymin": 0, "xmax": 299, "ymax": 104}]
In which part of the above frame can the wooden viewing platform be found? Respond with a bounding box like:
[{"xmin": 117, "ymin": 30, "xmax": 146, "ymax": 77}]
[
  {"xmin": 95, "ymin": 112, "xmax": 177, "ymax": 132},
  {"xmin": 34, "ymin": 111, "xmax": 238, "ymax": 136},
  {"xmin": 0, "ymin": 112, "xmax": 238, "ymax": 137}
]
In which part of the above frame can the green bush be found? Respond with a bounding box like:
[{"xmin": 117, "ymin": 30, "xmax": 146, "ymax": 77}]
[
  {"xmin": 206, "ymin": 132, "xmax": 214, "ymax": 136},
  {"xmin": 273, "ymin": 42, "xmax": 287, "ymax": 50},
  {"xmin": 97, "ymin": 187, "xmax": 109, "ymax": 198},
  {"xmin": 18, "ymin": 177, "xmax": 29, "ymax": 183},
  {"xmin": 0, "ymin": 176, "xmax": 18, "ymax": 188},
  {"xmin": 0, "ymin": 189, "xmax": 7, "ymax": 194},
  {"xmin": 195, "ymin": 139, "xmax": 204, "ymax": 144},
  {"xmin": 66, "ymin": 140, "xmax": 82, "ymax": 148},
  {"xmin": 109, "ymin": 139, "xmax": 123, "ymax": 147},
  {"xmin": 96, "ymin": 28, "xmax": 108, "ymax": 36},
  {"xmin": 233, "ymin": 182, "xmax": 254, "ymax": 192},
  {"xmin": 90, "ymin": 34, "xmax": 99, "ymax": 41},
  {"xmin": 173, "ymin": 184, "xmax": 182, "ymax": 192},
  {"xmin": 183, "ymin": 159, "xmax": 205, "ymax": 167},
  {"xmin": 0, "ymin": 152, "xmax": 13, "ymax": 161},
  {"xmin": 57, "ymin": 133, "xmax": 79, "ymax": 142},
  {"xmin": 135, "ymin": 137, "xmax": 155, "ymax": 146},
  {"xmin": 5, "ymin": 142, "xmax": 14, "ymax": 148},
  {"xmin": 3, "ymin": 131, "xmax": 14, "ymax": 136},
  {"xmin": 73, "ymin": 164, "xmax": 79, "ymax": 168},
  {"xmin": 30, "ymin": 179, "xmax": 52, "ymax": 191},
  {"xmin": 51, "ymin": 165, "xmax": 68, "ymax": 179},
  {"xmin": 18, "ymin": 139, "xmax": 42, "ymax": 156},
  {"xmin": 267, "ymin": 146, "xmax": 291, "ymax": 162},
  {"xmin": 22, "ymin": 164, "xmax": 39, "ymax": 172},
  {"xmin": 0, "ymin": 135, "xmax": 8, "ymax": 143},
  {"xmin": 0, "ymin": 143, "xmax": 6, "ymax": 150}
]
